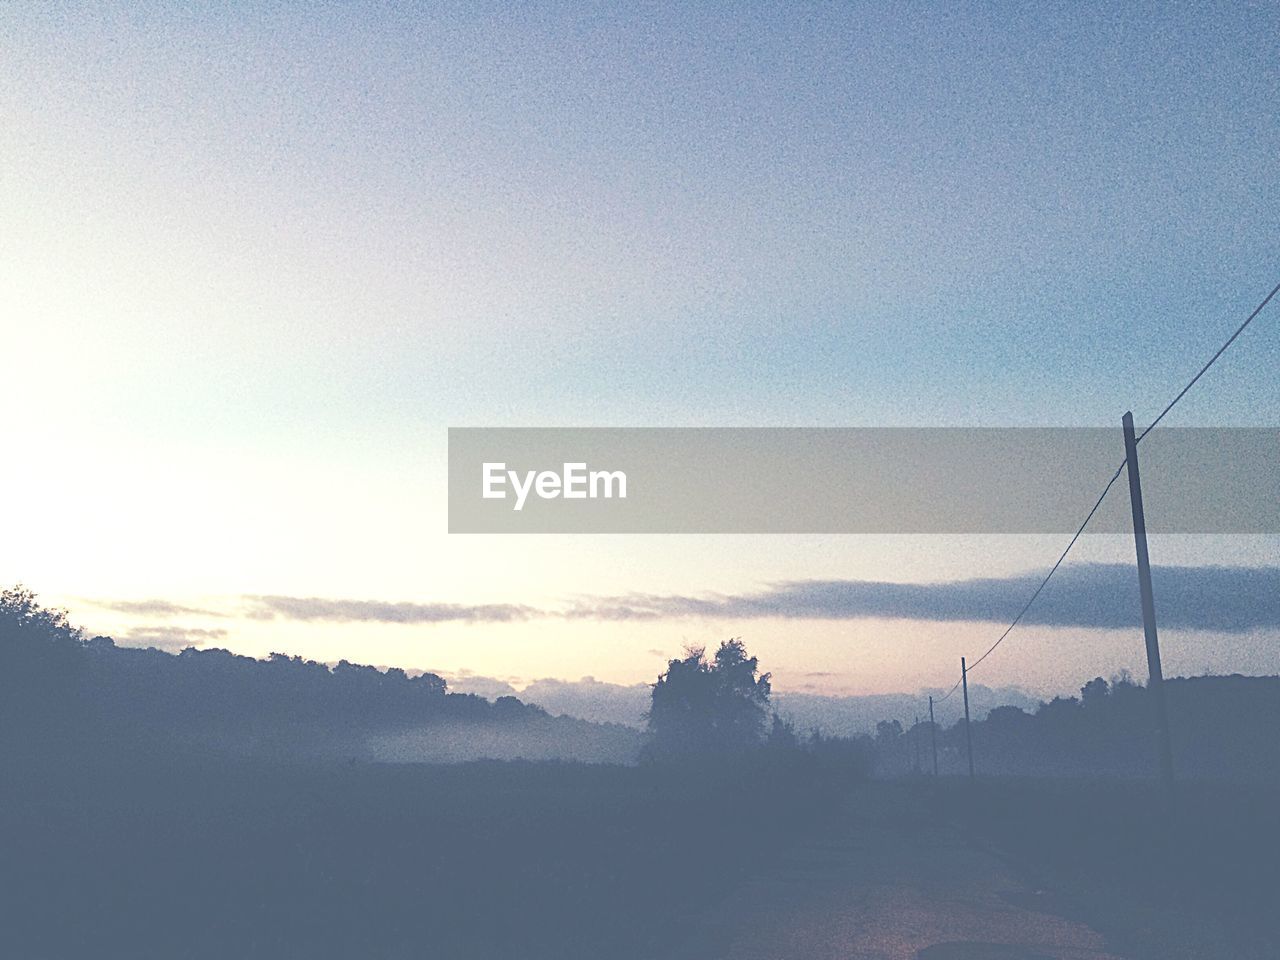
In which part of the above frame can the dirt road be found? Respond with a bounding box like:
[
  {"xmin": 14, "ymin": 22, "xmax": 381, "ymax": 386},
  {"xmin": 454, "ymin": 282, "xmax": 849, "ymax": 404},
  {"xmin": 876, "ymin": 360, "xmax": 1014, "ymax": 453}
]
[{"xmin": 663, "ymin": 786, "xmax": 1129, "ymax": 960}]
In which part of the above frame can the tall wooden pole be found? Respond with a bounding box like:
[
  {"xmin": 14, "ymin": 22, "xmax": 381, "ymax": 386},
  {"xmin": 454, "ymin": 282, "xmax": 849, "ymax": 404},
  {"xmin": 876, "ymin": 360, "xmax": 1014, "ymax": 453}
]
[
  {"xmin": 928, "ymin": 695, "xmax": 938, "ymax": 776},
  {"xmin": 1122, "ymin": 412, "xmax": 1176, "ymax": 792},
  {"xmin": 961, "ymin": 656, "xmax": 974, "ymax": 778}
]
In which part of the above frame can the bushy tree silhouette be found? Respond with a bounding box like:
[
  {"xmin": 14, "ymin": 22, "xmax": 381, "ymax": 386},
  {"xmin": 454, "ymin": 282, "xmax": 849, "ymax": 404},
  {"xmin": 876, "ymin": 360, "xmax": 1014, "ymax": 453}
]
[
  {"xmin": 645, "ymin": 638, "xmax": 772, "ymax": 759},
  {"xmin": 1081, "ymin": 676, "xmax": 1109, "ymax": 706},
  {"xmin": 0, "ymin": 585, "xmax": 87, "ymax": 751}
]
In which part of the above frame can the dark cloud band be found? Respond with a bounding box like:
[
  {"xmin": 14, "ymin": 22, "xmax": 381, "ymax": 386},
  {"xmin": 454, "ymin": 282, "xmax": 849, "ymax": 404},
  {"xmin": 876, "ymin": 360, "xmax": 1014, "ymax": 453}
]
[
  {"xmin": 563, "ymin": 563, "xmax": 1280, "ymax": 632},
  {"xmin": 94, "ymin": 563, "xmax": 1280, "ymax": 632}
]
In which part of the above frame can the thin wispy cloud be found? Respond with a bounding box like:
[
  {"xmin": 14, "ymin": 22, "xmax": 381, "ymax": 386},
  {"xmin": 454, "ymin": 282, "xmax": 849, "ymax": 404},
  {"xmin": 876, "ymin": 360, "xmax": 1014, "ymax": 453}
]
[
  {"xmin": 244, "ymin": 595, "xmax": 537, "ymax": 625},
  {"xmin": 85, "ymin": 598, "xmax": 227, "ymax": 618}
]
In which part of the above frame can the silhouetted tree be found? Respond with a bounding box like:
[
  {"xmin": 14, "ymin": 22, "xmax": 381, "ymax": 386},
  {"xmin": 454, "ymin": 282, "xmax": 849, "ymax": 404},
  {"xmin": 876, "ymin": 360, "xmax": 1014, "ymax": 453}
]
[
  {"xmin": 1081, "ymin": 676, "xmax": 1109, "ymax": 707},
  {"xmin": 986, "ymin": 704, "xmax": 1029, "ymax": 728},
  {"xmin": 0, "ymin": 584, "xmax": 82, "ymax": 657},
  {"xmin": 0, "ymin": 585, "xmax": 86, "ymax": 750},
  {"xmin": 645, "ymin": 639, "xmax": 771, "ymax": 759},
  {"xmin": 875, "ymin": 719, "xmax": 903, "ymax": 742},
  {"xmin": 767, "ymin": 714, "xmax": 799, "ymax": 749}
]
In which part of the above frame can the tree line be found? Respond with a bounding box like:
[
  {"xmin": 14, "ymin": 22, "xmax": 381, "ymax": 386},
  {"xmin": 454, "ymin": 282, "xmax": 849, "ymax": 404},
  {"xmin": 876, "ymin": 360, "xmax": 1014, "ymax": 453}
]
[
  {"xmin": 0, "ymin": 585, "xmax": 637, "ymax": 763},
  {"xmin": 872, "ymin": 671, "xmax": 1280, "ymax": 782}
]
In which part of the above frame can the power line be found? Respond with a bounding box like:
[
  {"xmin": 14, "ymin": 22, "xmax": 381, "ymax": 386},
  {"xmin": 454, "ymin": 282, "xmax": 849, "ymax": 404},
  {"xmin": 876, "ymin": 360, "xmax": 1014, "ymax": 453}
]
[
  {"xmin": 940, "ymin": 278, "xmax": 1279, "ymax": 694},
  {"xmin": 1137, "ymin": 281, "xmax": 1280, "ymax": 442},
  {"xmin": 932, "ymin": 460, "xmax": 1126, "ymax": 705},
  {"xmin": 933, "ymin": 676, "xmax": 962, "ymax": 704},
  {"xmin": 967, "ymin": 460, "xmax": 1126, "ymax": 672}
]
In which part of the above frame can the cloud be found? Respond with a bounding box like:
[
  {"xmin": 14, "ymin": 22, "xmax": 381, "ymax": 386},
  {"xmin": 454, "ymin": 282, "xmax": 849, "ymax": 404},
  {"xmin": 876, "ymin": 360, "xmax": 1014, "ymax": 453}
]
[
  {"xmin": 244, "ymin": 595, "xmax": 536, "ymax": 625},
  {"xmin": 120, "ymin": 626, "xmax": 228, "ymax": 651},
  {"xmin": 84, "ymin": 598, "xmax": 226, "ymax": 618},
  {"xmin": 99, "ymin": 564, "xmax": 1280, "ymax": 634},
  {"xmin": 561, "ymin": 564, "xmax": 1280, "ymax": 632},
  {"xmin": 445, "ymin": 675, "xmax": 522, "ymax": 700}
]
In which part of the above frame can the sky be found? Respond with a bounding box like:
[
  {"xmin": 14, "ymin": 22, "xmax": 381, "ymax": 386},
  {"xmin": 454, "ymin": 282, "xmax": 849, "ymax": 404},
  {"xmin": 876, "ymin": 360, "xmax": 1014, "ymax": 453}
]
[{"xmin": 2, "ymin": 2, "xmax": 1278, "ymax": 698}]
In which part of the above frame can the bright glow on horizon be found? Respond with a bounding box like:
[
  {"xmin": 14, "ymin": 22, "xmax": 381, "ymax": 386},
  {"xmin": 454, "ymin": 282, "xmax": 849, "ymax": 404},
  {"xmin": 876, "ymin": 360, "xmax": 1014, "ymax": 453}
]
[{"xmin": 3, "ymin": 3, "xmax": 1278, "ymax": 694}]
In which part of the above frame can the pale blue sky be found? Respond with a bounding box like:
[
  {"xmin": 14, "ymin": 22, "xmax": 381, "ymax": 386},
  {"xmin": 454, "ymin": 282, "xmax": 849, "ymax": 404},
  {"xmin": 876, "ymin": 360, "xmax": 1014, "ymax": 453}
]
[{"xmin": 2, "ymin": 2, "xmax": 1277, "ymax": 693}]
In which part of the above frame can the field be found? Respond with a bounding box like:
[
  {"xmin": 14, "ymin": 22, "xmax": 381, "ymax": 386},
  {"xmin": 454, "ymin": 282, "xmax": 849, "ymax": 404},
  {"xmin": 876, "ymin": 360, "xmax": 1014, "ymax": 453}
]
[
  {"xmin": 935, "ymin": 778, "xmax": 1280, "ymax": 960},
  {"xmin": 2, "ymin": 750, "xmax": 850, "ymax": 960},
  {"xmin": 3, "ymin": 751, "xmax": 1276, "ymax": 959}
]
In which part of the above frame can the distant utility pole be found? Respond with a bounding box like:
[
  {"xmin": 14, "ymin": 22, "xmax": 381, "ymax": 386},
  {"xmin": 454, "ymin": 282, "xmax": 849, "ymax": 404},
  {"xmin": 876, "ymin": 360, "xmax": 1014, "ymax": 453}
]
[
  {"xmin": 928, "ymin": 695, "xmax": 939, "ymax": 776},
  {"xmin": 961, "ymin": 656, "xmax": 974, "ymax": 779},
  {"xmin": 1122, "ymin": 411, "xmax": 1176, "ymax": 794}
]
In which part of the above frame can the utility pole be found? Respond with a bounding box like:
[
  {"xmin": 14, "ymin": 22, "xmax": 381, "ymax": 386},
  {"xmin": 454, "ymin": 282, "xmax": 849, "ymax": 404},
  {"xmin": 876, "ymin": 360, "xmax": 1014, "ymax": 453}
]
[
  {"xmin": 928, "ymin": 695, "xmax": 938, "ymax": 776},
  {"xmin": 1122, "ymin": 411, "xmax": 1176, "ymax": 793},
  {"xmin": 961, "ymin": 656, "xmax": 974, "ymax": 779}
]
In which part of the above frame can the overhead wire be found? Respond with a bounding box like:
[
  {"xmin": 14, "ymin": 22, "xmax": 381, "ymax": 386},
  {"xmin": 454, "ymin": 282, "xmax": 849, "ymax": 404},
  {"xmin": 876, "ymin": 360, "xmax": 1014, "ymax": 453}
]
[{"xmin": 928, "ymin": 279, "xmax": 1279, "ymax": 706}]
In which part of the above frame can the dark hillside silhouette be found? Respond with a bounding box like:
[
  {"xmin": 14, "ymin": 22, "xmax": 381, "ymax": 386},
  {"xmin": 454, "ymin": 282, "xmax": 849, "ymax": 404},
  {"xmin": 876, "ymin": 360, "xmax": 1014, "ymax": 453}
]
[
  {"xmin": 874, "ymin": 672, "xmax": 1280, "ymax": 783},
  {"xmin": 0, "ymin": 585, "xmax": 639, "ymax": 764},
  {"xmin": 1, "ymin": 588, "xmax": 869, "ymax": 959},
  {"xmin": 5, "ymin": 586, "xmax": 1279, "ymax": 957}
]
